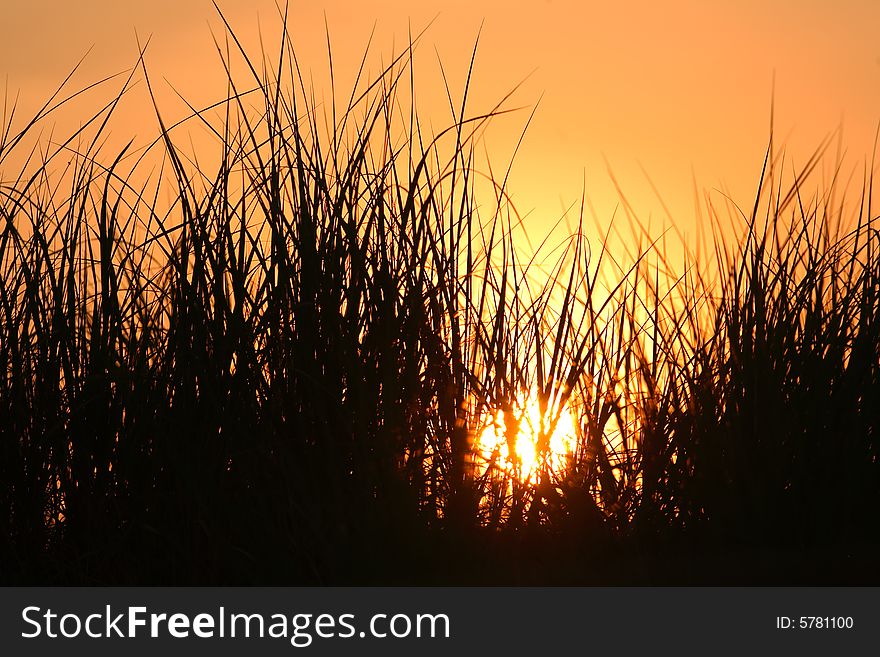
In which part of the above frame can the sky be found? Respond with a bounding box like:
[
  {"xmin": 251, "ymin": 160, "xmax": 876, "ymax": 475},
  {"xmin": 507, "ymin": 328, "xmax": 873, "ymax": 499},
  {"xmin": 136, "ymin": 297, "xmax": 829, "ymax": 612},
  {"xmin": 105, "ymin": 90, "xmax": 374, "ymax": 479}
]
[{"xmin": 2, "ymin": 0, "xmax": 879, "ymax": 248}]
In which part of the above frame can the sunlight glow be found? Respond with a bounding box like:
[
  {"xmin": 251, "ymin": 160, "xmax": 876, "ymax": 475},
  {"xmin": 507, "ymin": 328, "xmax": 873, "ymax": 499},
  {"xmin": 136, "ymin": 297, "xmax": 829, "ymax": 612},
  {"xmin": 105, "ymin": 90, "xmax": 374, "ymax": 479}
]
[{"xmin": 475, "ymin": 391, "xmax": 578, "ymax": 483}]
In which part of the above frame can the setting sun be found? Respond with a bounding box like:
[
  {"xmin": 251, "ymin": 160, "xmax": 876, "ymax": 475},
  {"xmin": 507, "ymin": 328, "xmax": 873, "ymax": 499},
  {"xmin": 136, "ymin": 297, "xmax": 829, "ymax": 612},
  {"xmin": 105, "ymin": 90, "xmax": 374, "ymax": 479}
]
[{"xmin": 475, "ymin": 391, "xmax": 578, "ymax": 483}]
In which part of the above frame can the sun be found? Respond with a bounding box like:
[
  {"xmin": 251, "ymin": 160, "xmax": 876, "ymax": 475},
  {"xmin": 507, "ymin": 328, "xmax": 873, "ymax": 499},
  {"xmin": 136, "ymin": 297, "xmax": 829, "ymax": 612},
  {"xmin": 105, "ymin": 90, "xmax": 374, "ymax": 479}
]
[{"xmin": 474, "ymin": 390, "xmax": 578, "ymax": 483}]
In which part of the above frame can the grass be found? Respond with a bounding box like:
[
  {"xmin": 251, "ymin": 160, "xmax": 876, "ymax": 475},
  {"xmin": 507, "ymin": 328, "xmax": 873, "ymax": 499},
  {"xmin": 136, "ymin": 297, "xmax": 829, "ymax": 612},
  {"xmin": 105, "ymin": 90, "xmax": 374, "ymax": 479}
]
[{"xmin": 1, "ymin": 9, "xmax": 878, "ymax": 584}]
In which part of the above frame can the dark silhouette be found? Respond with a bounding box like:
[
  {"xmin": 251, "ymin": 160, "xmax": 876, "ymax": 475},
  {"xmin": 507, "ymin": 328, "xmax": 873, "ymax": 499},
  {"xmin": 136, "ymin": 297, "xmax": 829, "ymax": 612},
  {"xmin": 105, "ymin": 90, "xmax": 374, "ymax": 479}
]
[{"xmin": 1, "ymin": 11, "xmax": 878, "ymax": 584}]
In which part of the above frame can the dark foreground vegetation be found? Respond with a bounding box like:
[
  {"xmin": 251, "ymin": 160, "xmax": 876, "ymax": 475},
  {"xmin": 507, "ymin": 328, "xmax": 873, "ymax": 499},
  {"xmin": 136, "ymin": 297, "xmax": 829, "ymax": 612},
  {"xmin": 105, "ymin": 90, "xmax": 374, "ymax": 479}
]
[{"xmin": 2, "ymin": 15, "xmax": 878, "ymax": 584}]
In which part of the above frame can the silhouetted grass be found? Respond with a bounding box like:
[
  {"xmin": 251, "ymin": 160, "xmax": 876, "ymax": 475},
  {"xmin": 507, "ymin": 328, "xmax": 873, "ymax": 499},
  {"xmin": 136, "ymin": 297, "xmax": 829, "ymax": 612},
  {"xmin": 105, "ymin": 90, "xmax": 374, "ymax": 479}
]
[{"xmin": 1, "ymin": 10, "xmax": 878, "ymax": 584}]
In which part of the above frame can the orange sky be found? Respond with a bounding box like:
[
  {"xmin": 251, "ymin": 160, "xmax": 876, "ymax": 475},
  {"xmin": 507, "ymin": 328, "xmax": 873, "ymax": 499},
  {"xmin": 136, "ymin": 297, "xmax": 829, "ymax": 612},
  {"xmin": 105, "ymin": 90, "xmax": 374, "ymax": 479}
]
[{"xmin": 2, "ymin": 0, "xmax": 879, "ymax": 247}]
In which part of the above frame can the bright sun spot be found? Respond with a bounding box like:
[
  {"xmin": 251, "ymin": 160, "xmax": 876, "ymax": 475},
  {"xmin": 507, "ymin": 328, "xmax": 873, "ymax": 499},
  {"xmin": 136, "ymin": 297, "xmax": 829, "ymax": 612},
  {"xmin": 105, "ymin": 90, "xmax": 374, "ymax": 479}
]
[{"xmin": 475, "ymin": 390, "xmax": 578, "ymax": 483}]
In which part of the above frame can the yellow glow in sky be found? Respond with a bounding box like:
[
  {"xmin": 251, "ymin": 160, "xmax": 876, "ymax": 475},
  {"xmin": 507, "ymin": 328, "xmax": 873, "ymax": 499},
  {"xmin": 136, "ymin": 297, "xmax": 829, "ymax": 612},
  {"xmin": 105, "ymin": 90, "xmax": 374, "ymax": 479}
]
[{"xmin": 2, "ymin": 0, "xmax": 878, "ymax": 243}]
